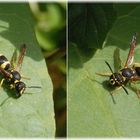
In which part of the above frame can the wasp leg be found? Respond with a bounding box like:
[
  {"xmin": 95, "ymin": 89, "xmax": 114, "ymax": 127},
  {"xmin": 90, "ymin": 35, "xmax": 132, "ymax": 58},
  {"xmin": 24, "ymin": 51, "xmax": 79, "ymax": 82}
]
[
  {"xmin": 129, "ymin": 82, "xmax": 140, "ymax": 99},
  {"xmin": 110, "ymin": 92, "xmax": 116, "ymax": 104},
  {"xmin": 110, "ymin": 86, "xmax": 122, "ymax": 95},
  {"xmin": 110, "ymin": 86, "xmax": 128, "ymax": 104},
  {"xmin": 96, "ymin": 72, "xmax": 111, "ymax": 77},
  {"xmin": 110, "ymin": 87, "xmax": 122, "ymax": 104},
  {"xmin": 0, "ymin": 78, "xmax": 5, "ymax": 87},
  {"xmin": 21, "ymin": 75, "xmax": 30, "ymax": 80}
]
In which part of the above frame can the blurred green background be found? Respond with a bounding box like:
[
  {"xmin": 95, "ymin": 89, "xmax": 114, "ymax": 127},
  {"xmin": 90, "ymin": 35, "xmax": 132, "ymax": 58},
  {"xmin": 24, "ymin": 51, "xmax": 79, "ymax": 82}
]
[{"xmin": 29, "ymin": 2, "xmax": 66, "ymax": 137}]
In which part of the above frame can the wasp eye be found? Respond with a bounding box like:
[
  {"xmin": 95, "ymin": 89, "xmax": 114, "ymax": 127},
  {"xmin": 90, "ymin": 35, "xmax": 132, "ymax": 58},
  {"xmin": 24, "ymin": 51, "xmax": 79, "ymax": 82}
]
[{"xmin": 110, "ymin": 79, "xmax": 115, "ymax": 85}]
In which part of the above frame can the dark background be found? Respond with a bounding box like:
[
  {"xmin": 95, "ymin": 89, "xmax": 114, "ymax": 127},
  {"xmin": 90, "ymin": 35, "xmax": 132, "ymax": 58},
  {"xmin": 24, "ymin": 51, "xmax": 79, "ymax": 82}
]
[{"xmin": 30, "ymin": 2, "xmax": 66, "ymax": 137}]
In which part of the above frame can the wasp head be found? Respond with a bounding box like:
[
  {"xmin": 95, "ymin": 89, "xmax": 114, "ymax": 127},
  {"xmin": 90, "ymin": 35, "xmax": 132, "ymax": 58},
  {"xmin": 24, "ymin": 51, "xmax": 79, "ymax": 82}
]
[
  {"xmin": 15, "ymin": 81, "xmax": 26, "ymax": 98},
  {"xmin": 109, "ymin": 73, "xmax": 124, "ymax": 86}
]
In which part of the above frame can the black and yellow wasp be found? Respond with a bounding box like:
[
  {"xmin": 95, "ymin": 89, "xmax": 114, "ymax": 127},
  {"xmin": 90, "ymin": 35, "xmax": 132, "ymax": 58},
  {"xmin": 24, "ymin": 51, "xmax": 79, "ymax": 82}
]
[
  {"xmin": 0, "ymin": 44, "xmax": 40, "ymax": 98},
  {"xmin": 97, "ymin": 33, "xmax": 140, "ymax": 102}
]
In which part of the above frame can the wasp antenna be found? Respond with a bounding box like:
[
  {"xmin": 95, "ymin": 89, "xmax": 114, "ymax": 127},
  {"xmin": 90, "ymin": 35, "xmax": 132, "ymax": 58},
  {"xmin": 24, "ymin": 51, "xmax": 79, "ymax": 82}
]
[
  {"xmin": 105, "ymin": 61, "xmax": 114, "ymax": 74},
  {"xmin": 26, "ymin": 86, "xmax": 41, "ymax": 88},
  {"xmin": 122, "ymin": 85, "xmax": 129, "ymax": 95}
]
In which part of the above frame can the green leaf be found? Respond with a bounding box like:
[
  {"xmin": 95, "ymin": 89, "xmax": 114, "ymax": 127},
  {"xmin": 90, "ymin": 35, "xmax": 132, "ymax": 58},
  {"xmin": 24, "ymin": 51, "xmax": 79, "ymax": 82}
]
[
  {"xmin": 68, "ymin": 5, "xmax": 140, "ymax": 137},
  {"xmin": 0, "ymin": 4, "xmax": 55, "ymax": 137}
]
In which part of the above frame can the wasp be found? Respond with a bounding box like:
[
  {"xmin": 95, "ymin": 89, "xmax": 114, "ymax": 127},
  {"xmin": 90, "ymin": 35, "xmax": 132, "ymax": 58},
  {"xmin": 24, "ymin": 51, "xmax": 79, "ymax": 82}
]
[
  {"xmin": 97, "ymin": 33, "xmax": 140, "ymax": 103},
  {"xmin": 0, "ymin": 44, "xmax": 41, "ymax": 98}
]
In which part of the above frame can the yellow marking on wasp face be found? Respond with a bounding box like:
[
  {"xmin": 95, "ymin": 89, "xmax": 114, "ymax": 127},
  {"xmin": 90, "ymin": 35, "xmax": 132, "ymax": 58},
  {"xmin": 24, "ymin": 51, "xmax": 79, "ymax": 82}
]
[
  {"xmin": 9, "ymin": 74, "xmax": 13, "ymax": 78},
  {"xmin": 110, "ymin": 78, "xmax": 115, "ymax": 85},
  {"xmin": 20, "ymin": 88, "xmax": 25, "ymax": 94},
  {"xmin": 10, "ymin": 84, "xmax": 14, "ymax": 89},
  {"xmin": 0, "ymin": 54, "xmax": 3, "ymax": 56},
  {"xmin": 14, "ymin": 80, "xmax": 20, "ymax": 84},
  {"xmin": 0, "ymin": 61, "xmax": 10, "ymax": 69}
]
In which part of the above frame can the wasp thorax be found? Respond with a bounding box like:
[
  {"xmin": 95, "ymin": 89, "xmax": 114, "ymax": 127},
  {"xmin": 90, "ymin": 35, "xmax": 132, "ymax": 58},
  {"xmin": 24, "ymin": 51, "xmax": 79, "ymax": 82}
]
[
  {"xmin": 121, "ymin": 68, "xmax": 134, "ymax": 79},
  {"xmin": 6, "ymin": 70, "xmax": 21, "ymax": 83},
  {"xmin": 11, "ymin": 70, "xmax": 21, "ymax": 81}
]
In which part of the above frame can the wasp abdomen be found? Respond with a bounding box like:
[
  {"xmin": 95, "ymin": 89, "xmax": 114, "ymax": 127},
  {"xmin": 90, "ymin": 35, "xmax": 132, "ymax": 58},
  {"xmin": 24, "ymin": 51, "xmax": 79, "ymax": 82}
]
[
  {"xmin": 135, "ymin": 67, "xmax": 140, "ymax": 76},
  {"xmin": 0, "ymin": 54, "xmax": 10, "ymax": 70}
]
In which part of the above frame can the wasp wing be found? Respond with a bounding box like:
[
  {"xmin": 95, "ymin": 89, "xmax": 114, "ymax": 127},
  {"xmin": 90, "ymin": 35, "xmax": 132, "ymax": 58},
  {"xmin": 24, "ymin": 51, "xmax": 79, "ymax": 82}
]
[
  {"xmin": 15, "ymin": 44, "xmax": 26, "ymax": 72},
  {"xmin": 113, "ymin": 48, "xmax": 122, "ymax": 72},
  {"xmin": 10, "ymin": 48, "xmax": 18, "ymax": 69},
  {"xmin": 124, "ymin": 33, "xmax": 137, "ymax": 68}
]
